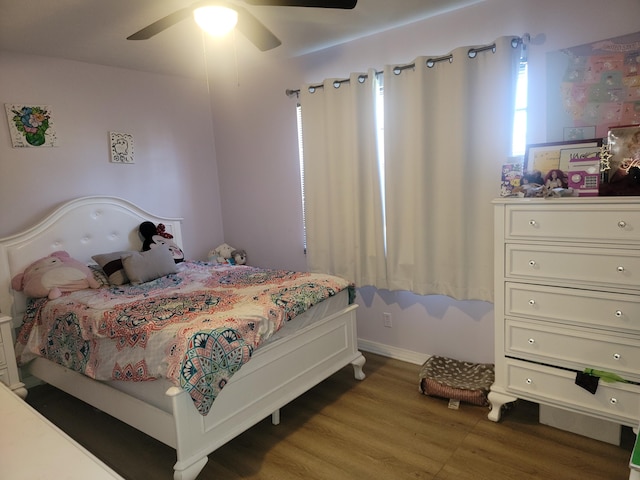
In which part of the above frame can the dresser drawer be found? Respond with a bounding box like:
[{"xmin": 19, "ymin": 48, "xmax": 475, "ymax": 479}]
[
  {"xmin": 506, "ymin": 204, "xmax": 640, "ymax": 243},
  {"xmin": 505, "ymin": 319, "xmax": 640, "ymax": 381},
  {"xmin": 505, "ymin": 282, "xmax": 640, "ymax": 334},
  {"xmin": 505, "ymin": 359, "xmax": 640, "ymax": 425},
  {"xmin": 506, "ymin": 244, "xmax": 640, "ymax": 289}
]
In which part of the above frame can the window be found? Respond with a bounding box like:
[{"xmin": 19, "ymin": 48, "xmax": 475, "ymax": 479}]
[
  {"xmin": 296, "ymin": 61, "xmax": 528, "ymax": 243},
  {"xmin": 296, "ymin": 103, "xmax": 307, "ymax": 252},
  {"xmin": 512, "ymin": 59, "xmax": 528, "ymax": 157}
]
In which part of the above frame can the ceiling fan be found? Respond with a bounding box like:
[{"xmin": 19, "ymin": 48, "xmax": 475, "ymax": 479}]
[{"xmin": 127, "ymin": 0, "xmax": 358, "ymax": 52}]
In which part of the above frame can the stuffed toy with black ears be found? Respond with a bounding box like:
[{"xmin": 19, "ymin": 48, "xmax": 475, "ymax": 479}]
[
  {"xmin": 139, "ymin": 221, "xmax": 185, "ymax": 263},
  {"xmin": 231, "ymin": 249, "xmax": 247, "ymax": 265}
]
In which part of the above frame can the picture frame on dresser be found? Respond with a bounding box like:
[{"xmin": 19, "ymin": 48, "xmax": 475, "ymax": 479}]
[
  {"xmin": 608, "ymin": 124, "xmax": 640, "ymax": 170},
  {"xmin": 523, "ymin": 139, "xmax": 602, "ymax": 178}
]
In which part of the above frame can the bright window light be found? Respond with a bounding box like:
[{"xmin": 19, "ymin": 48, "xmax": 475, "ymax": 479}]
[
  {"xmin": 194, "ymin": 6, "xmax": 238, "ymax": 37},
  {"xmin": 512, "ymin": 60, "xmax": 528, "ymax": 157}
]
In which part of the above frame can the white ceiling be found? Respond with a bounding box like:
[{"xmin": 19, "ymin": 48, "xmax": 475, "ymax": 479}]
[{"xmin": 0, "ymin": 0, "xmax": 484, "ymax": 78}]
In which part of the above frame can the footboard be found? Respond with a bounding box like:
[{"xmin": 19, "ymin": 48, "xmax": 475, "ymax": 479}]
[{"xmin": 169, "ymin": 303, "xmax": 365, "ymax": 480}]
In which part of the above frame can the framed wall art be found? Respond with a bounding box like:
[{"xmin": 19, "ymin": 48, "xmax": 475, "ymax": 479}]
[
  {"xmin": 5, "ymin": 104, "xmax": 58, "ymax": 147},
  {"xmin": 109, "ymin": 132, "xmax": 134, "ymax": 164}
]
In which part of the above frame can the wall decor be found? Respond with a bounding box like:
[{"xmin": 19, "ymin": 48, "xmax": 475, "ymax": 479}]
[
  {"xmin": 109, "ymin": 132, "xmax": 134, "ymax": 164},
  {"xmin": 563, "ymin": 126, "xmax": 596, "ymax": 141},
  {"xmin": 5, "ymin": 104, "xmax": 58, "ymax": 147},
  {"xmin": 547, "ymin": 31, "xmax": 640, "ymax": 141}
]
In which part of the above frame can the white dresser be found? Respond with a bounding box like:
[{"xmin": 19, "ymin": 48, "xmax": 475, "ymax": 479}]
[{"xmin": 490, "ymin": 198, "xmax": 640, "ymax": 436}]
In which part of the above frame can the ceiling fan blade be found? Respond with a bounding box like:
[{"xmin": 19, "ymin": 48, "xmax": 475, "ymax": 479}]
[
  {"xmin": 234, "ymin": 5, "xmax": 282, "ymax": 51},
  {"xmin": 127, "ymin": 6, "xmax": 197, "ymax": 40},
  {"xmin": 244, "ymin": 0, "xmax": 356, "ymax": 8},
  {"xmin": 127, "ymin": 1, "xmax": 281, "ymax": 51}
]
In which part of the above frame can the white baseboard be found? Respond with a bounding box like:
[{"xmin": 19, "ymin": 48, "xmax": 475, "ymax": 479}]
[{"xmin": 357, "ymin": 339, "xmax": 429, "ymax": 365}]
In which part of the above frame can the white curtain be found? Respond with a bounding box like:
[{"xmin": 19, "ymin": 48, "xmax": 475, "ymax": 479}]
[
  {"xmin": 383, "ymin": 36, "xmax": 520, "ymax": 302},
  {"xmin": 300, "ymin": 70, "xmax": 387, "ymax": 288},
  {"xmin": 299, "ymin": 37, "xmax": 521, "ymax": 302}
]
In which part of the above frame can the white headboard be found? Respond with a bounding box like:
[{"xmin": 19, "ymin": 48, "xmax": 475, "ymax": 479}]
[{"xmin": 0, "ymin": 196, "xmax": 183, "ymax": 327}]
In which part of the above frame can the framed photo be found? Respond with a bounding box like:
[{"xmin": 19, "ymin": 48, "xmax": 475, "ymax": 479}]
[
  {"xmin": 524, "ymin": 139, "xmax": 602, "ymax": 179},
  {"xmin": 607, "ymin": 124, "xmax": 640, "ymax": 175},
  {"xmin": 599, "ymin": 124, "xmax": 640, "ymax": 195}
]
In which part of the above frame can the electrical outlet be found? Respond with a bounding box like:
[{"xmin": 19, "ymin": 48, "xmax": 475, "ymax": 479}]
[{"xmin": 383, "ymin": 312, "xmax": 392, "ymax": 328}]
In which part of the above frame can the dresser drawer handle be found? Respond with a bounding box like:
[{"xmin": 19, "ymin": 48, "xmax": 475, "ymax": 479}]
[
  {"xmin": 618, "ymin": 221, "xmax": 627, "ymax": 228},
  {"xmin": 613, "ymin": 353, "xmax": 621, "ymax": 360},
  {"xmin": 528, "ymin": 260, "xmax": 536, "ymax": 267},
  {"xmin": 617, "ymin": 266, "xmax": 625, "ymax": 272},
  {"xmin": 528, "ymin": 299, "xmax": 535, "ymax": 306},
  {"xmin": 615, "ymin": 310, "xmax": 623, "ymax": 318},
  {"xmin": 609, "ymin": 397, "xmax": 617, "ymax": 405},
  {"xmin": 527, "ymin": 338, "xmax": 535, "ymax": 345},
  {"xmin": 525, "ymin": 378, "xmax": 532, "ymax": 385},
  {"xmin": 529, "ymin": 220, "xmax": 537, "ymax": 227}
]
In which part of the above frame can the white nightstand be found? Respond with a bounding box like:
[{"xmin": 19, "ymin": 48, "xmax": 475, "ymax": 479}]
[{"xmin": 0, "ymin": 314, "xmax": 27, "ymax": 398}]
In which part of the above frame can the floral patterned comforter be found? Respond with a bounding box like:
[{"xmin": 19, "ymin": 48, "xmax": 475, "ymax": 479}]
[{"xmin": 16, "ymin": 261, "xmax": 350, "ymax": 415}]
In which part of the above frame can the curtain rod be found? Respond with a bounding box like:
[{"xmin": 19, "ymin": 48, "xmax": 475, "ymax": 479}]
[{"xmin": 286, "ymin": 35, "xmax": 526, "ymax": 98}]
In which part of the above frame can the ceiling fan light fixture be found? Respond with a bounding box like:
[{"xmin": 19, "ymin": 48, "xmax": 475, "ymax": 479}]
[{"xmin": 193, "ymin": 6, "xmax": 238, "ymax": 37}]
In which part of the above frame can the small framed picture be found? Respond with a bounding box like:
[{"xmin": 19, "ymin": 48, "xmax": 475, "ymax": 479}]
[
  {"xmin": 5, "ymin": 104, "xmax": 58, "ymax": 147},
  {"xmin": 524, "ymin": 139, "xmax": 602, "ymax": 180},
  {"xmin": 563, "ymin": 126, "xmax": 596, "ymax": 141},
  {"xmin": 109, "ymin": 132, "xmax": 134, "ymax": 164}
]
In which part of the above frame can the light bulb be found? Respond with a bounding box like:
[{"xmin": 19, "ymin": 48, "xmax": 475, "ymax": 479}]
[{"xmin": 193, "ymin": 6, "xmax": 238, "ymax": 37}]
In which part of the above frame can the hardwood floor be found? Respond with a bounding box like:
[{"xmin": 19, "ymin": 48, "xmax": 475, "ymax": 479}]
[{"xmin": 26, "ymin": 353, "xmax": 635, "ymax": 480}]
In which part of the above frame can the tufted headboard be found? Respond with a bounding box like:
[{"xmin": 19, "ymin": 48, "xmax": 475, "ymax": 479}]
[{"xmin": 0, "ymin": 196, "xmax": 183, "ymax": 327}]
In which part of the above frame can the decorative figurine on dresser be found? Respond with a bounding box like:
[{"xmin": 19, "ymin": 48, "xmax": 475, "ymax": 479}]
[
  {"xmin": 0, "ymin": 313, "xmax": 27, "ymax": 398},
  {"xmin": 490, "ymin": 197, "xmax": 640, "ymax": 476}
]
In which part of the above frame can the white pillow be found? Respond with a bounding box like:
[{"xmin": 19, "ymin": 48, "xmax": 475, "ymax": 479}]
[{"xmin": 121, "ymin": 246, "xmax": 177, "ymax": 284}]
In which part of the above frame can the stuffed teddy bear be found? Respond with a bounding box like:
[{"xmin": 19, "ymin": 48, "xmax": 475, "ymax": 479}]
[
  {"xmin": 208, "ymin": 243, "xmax": 235, "ymax": 264},
  {"xmin": 231, "ymin": 249, "xmax": 247, "ymax": 265},
  {"xmin": 11, "ymin": 251, "xmax": 100, "ymax": 299},
  {"xmin": 139, "ymin": 221, "xmax": 184, "ymax": 263}
]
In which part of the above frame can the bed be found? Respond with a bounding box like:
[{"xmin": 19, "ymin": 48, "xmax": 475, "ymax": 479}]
[{"xmin": 0, "ymin": 195, "xmax": 366, "ymax": 480}]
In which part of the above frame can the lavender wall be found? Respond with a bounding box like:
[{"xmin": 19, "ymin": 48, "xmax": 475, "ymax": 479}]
[{"xmin": 0, "ymin": 52, "xmax": 224, "ymax": 261}]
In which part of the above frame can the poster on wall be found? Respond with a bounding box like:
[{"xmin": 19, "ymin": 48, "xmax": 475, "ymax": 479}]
[
  {"xmin": 5, "ymin": 104, "xmax": 58, "ymax": 147},
  {"xmin": 546, "ymin": 31, "xmax": 640, "ymax": 141},
  {"xmin": 109, "ymin": 132, "xmax": 134, "ymax": 164}
]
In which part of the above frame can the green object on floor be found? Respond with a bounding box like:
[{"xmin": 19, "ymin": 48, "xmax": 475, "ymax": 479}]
[
  {"xmin": 583, "ymin": 368, "xmax": 628, "ymax": 383},
  {"xmin": 631, "ymin": 431, "xmax": 640, "ymax": 470}
]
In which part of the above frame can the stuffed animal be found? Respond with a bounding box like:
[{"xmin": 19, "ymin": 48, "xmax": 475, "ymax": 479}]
[
  {"xmin": 139, "ymin": 221, "xmax": 184, "ymax": 263},
  {"xmin": 11, "ymin": 251, "xmax": 100, "ymax": 299},
  {"xmin": 208, "ymin": 243, "xmax": 235, "ymax": 264},
  {"xmin": 231, "ymin": 249, "xmax": 247, "ymax": 265}
]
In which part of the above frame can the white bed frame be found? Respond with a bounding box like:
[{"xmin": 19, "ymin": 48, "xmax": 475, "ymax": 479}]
[{"xmin": 0, "ymin": 196, "xmax": 366, "ymax": 480}]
